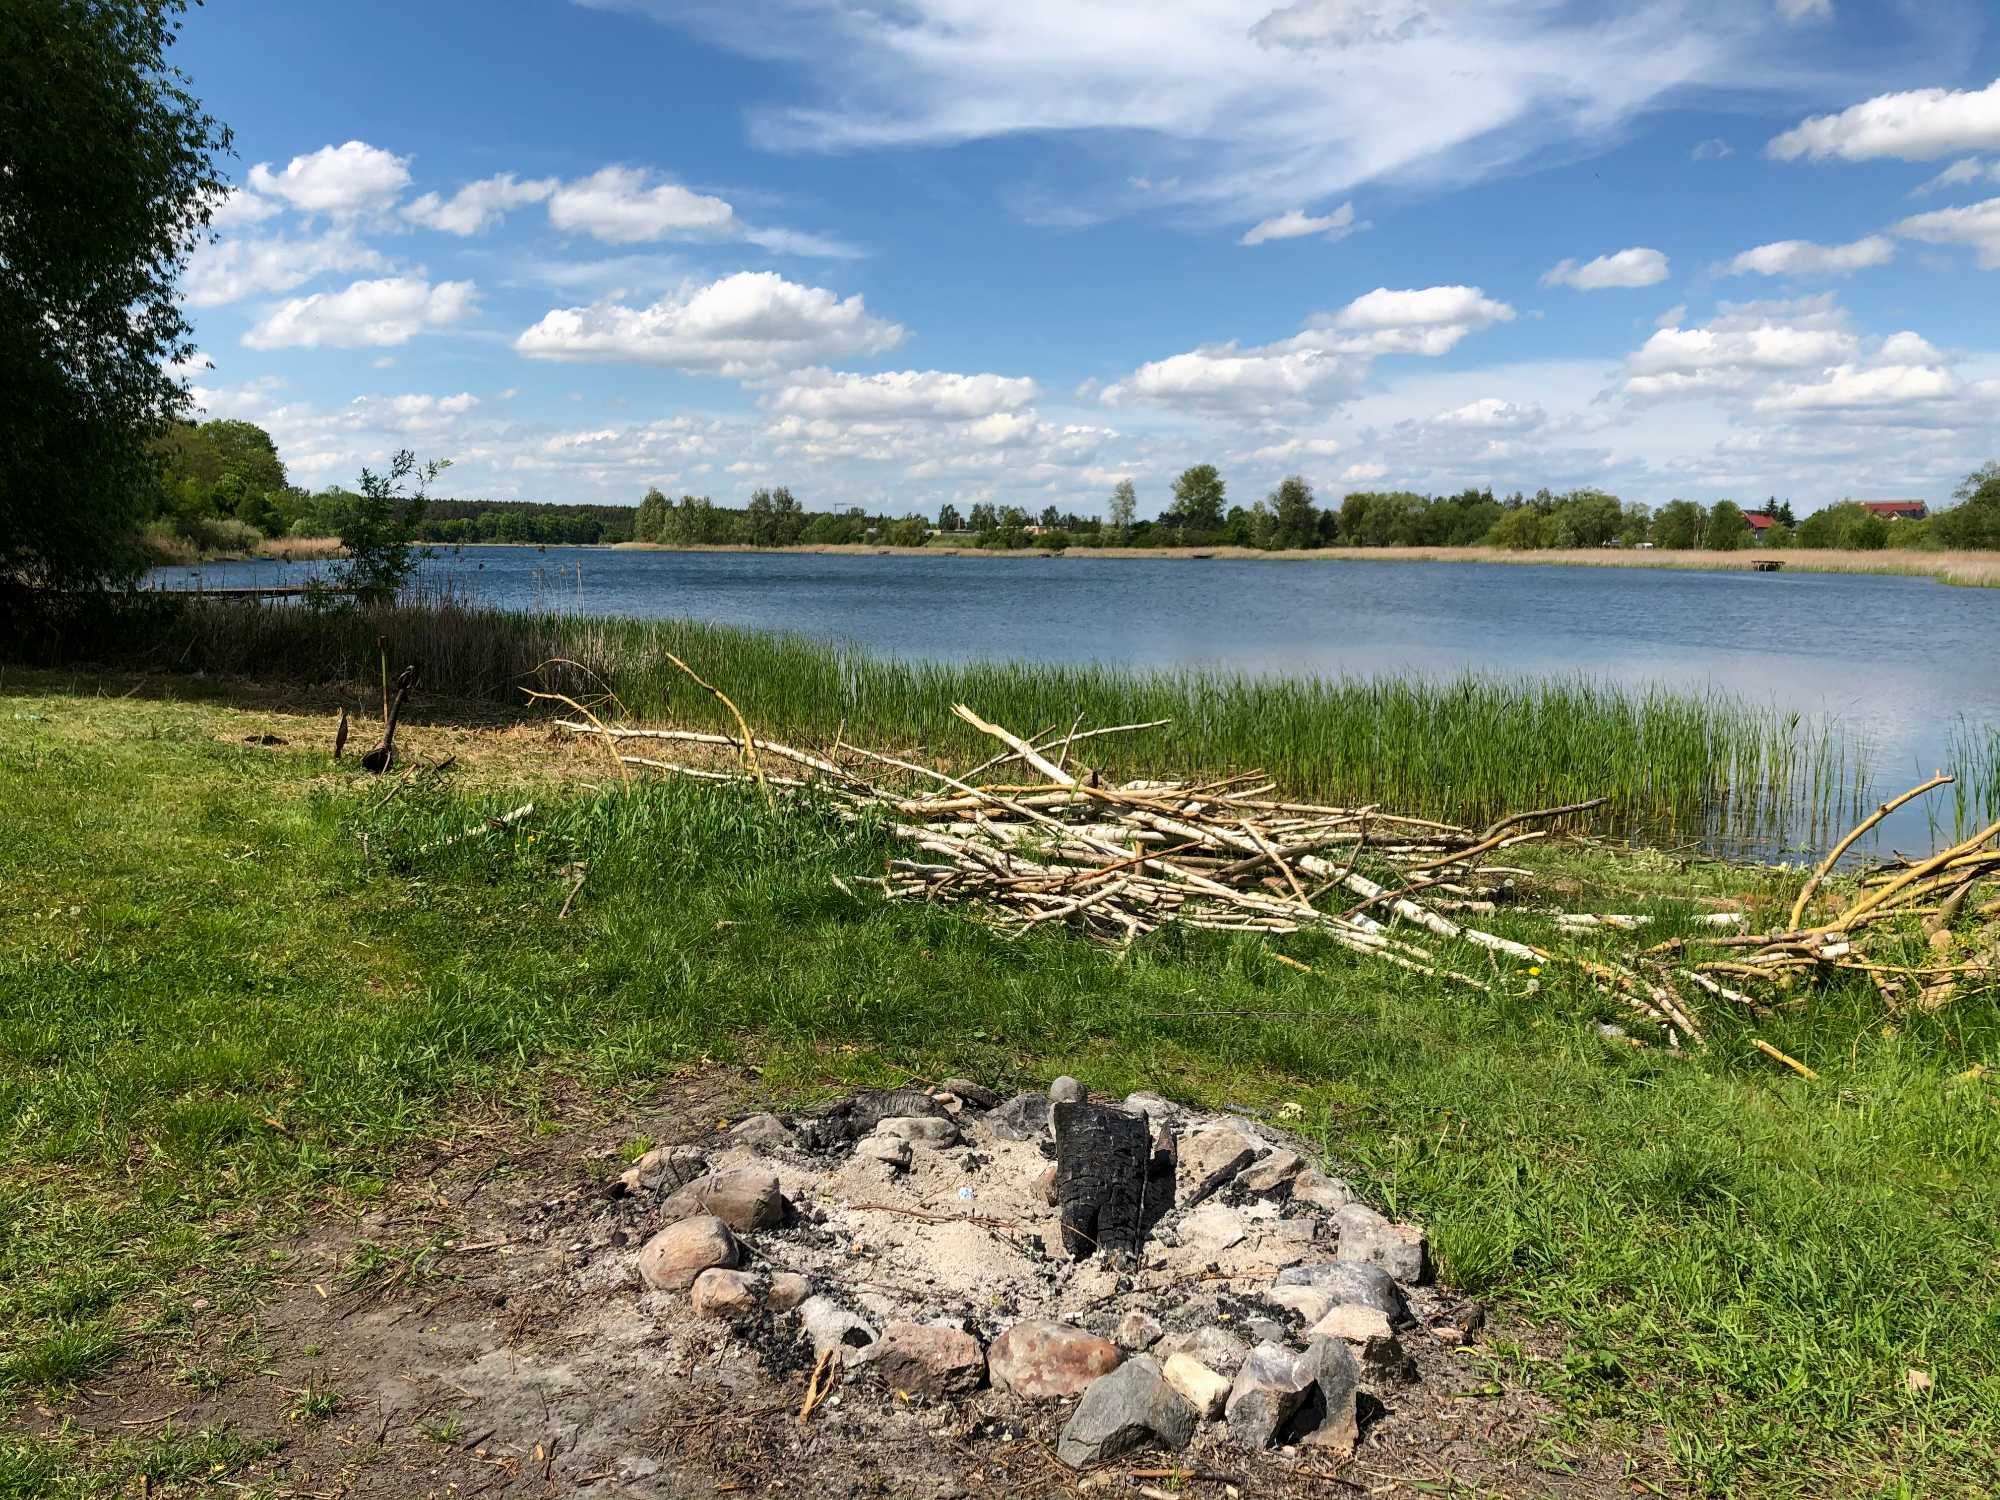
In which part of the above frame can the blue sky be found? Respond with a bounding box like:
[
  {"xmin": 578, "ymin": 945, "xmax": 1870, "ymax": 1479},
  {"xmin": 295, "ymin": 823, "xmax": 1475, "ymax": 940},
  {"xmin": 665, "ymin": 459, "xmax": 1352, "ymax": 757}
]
[{"xmin": 174, "ymin": 0, "xmax": 2000, "ymax": 517}]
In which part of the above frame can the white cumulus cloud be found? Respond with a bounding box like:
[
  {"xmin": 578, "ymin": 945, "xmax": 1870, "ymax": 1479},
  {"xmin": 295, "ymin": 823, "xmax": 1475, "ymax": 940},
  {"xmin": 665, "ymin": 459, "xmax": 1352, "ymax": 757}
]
[
  {"xmin": 1910, "ymin": 158, "xmax": 2000, "ymax": 196},
  {"xmin": 1894, "ymin": 196, "xmax": 2000, "ymax": 268},
  {"xmin": 182, "ymin": 230, "xmax": 386, "ymax": 307},
  {"xmin": 247, "ymin": 141, "xmax": 411, "ymax": 215},
  {"xmin": 403, "ymin": 173, "xmax": 557, "ymax": 235},
  {"xmin": 514, "ymin": 270, "xmax": 905, "ymax": 375},
  {"xmin": 765, "ymin": 369, "xmax": 1039, "ymax": 420},
  {"xmin": 546, "ymin": 166, "xmax": 736, "ymax": 243},
  {"xmin": 1541, "ymin": 247, "xmax": 1670, "ymax": 290},
  {"xmin": 1430, "ymin": 397, "xmax": 1545, "ymax": 430},
  {"xmin": 1240, "ymin": 203, "xmax": 1362, "ymax": 245},
  {"xmin": 244, "ymin": 276, "xmax": 478, "ymax": 349},
  {"xmin": 1722, "ymin": 235, "xmax": 1895, "ymax": 277},
  {"xmin": 1769, "ymin": 78, "xmax": 2000, "ymax": 163}
]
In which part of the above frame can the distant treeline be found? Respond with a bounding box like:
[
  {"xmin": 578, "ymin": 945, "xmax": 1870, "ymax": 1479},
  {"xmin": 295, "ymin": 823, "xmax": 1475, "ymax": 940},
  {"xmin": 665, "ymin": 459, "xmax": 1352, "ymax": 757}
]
[{"xmin": 139, "ymin": 417, "xmax": 2000, "ymax": 560}]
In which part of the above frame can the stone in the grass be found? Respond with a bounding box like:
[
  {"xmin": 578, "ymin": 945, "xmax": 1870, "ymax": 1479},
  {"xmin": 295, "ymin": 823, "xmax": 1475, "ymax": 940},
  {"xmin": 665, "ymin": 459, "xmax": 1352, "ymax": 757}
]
[
  {"xmin": 1049, "ymin": 1075, "xmax": 1086, "ymax": 1105},
  {"xmin": 1274, "ymin": 1261, "xmax": 1410, "ymax": 1324},
  {"xmin": 637, "ymin": 1215, "xmax": 738, "ymax": 1292},
  {"xmin": 1334, "ymin": 1203, "xmax": 1429, "ymax": 1284},
  {"xmin": 1293, "ymin": 1336, "xmax": 1362, "ymax": 1453},
  {"xmin": 1115, "ymin": 1310, "xmax": 1164, "ymax": 1350},
  {"xmin": 660, "ymin": 1165, "xmax": 786, "ymax": 1232},
  {"xmin": 1160, "ymin": 1353, "xmax": 1231, "ymax": 1420},
  {"xmin": 1056, "ymin": 1355, "xmax": 1196, "ymax": 1468},
  {"xmin": 868, "ymin": 1322, "xmax": 987, "ymax": 1398},
  {"xmin": 1237, "ymin": 1149, "xmax": 1303, "ymax": 1195},
  {"xmin": 620, "ymin": 1148, "xmax": 708, "ymax": 1196},
  {"xmin": 1225, "ymin": 1340, "xmax": 1312, "ymax": 1449},
  {"xmin": 728, "ymin": 1113, "xmax": 797, "ymax": 1153},
  {"xmin": 1122, "ymin": 1091, "xmax": 1178, "ymax": 1125},
  {"xmin": 988, "ymin": 1320, "xmax": 1122, "ymax": 1400}
]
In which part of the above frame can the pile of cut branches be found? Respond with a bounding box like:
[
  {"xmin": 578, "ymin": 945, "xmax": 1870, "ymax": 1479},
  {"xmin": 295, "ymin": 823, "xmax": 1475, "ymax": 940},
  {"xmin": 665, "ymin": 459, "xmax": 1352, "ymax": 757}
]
[{"xmin": 552, "ymin": 706, "xmax": 1997, "ymax": 1049}]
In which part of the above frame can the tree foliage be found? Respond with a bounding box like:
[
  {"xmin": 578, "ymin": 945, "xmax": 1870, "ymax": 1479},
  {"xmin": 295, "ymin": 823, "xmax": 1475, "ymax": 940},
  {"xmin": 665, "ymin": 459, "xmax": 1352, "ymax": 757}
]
[
  {"xmin": 1936, "ymin": 463, "xmax": 2000, "ymax": 550},
  {"xmin": 339, "ymin": 451, "xmax": 445, "ymax": 603},
  {"xmin": 1166, "ymin": 465, "xmax": 1226, "ymax": 534},
  {"xmin": 1, "ymin": 0, "xmax": 230, "ymax": 608}
]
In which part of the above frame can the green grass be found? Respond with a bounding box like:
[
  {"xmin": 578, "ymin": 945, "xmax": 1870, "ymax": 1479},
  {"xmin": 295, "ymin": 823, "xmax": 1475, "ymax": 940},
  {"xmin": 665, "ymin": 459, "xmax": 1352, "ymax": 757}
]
[
  {"xmin": 1, "ymin": 688, "xmax": 1997, "ymax": 1495},
  {"xmin": 32, "ymin": 595, "xmax": 1904, "ymax": 844}
]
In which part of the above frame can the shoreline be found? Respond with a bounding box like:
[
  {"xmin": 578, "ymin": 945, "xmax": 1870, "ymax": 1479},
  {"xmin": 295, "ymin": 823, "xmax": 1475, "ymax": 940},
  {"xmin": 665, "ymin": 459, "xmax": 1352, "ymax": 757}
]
[{"xmin": 612, "ymin": 540, "xmax": 2000, "ymax": 586}]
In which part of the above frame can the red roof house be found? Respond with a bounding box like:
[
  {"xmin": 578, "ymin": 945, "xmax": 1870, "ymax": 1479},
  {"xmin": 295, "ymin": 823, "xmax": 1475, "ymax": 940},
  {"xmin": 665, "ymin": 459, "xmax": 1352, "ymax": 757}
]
[
  {"xmin": 1859, "ymin": 500, "xmax": 1928, "ymax": 521},
  {"xmin": 1743, "ymin": 511, "xmax": 1777, "ymax": 535}
]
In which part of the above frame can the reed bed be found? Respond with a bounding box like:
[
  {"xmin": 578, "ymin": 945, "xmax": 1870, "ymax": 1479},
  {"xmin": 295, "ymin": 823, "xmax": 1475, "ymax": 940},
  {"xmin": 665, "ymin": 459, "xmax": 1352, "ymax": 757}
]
[{"xmin": 39, "ymin": 595, "xmax": 1903, "ymax": 842}]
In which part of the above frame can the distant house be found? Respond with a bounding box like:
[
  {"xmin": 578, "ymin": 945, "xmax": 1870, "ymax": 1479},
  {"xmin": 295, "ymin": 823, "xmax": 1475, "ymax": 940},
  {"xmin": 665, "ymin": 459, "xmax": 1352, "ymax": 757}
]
[
  {"xmin": 1859, "ymin": 500, "xmax": 1928, "ymax": 521},
  {"xmin": 1743, "ymin": 511, "xmax": 1778, "ymax": 537}
]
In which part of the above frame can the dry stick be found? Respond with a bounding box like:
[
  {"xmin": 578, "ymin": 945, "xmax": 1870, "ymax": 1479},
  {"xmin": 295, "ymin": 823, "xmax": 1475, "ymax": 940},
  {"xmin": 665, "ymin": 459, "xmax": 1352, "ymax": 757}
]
[
  {"xmin": 1239, "ymin": 818, "xmax": 1313, "ymax": 910},
  {"xmin": 1835, "ymin": 815, "xmax": 2000, "ymax": 929},
  {"xmin": 1400, "ymin": 825, "xmax": 1546, "ymax": 877},
  {"xmin": 1752, "ymin": 1039, "xmax": 1819, "ymax": 1080},
  {"xmin": 525, "ymin": 691, "xmax": 631, "ymax": 786},
  {"xmin": 1786, "ymin": 772, "xmax": 1955, "ymax": 930},
  {"xmin": 663, "ymin": 651, "xmax": 770, "ymax": 801},
  {"xmin": 1478, "ymin": 794, "xmax": 1609, "ymax": 842},
  {"xmin": 952, "ymin": 702, "xmax": 1078, "ymax": 785},
  {"xmin": 796, "ymin": 1351, "xmax": 834, "ymax": 1426}
]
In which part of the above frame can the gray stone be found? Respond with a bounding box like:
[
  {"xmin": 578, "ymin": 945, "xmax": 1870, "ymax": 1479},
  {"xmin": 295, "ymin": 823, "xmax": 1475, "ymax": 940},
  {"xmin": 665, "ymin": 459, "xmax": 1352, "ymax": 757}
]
[
  {"xmin": 1122, "ymin": 1091, "xmax": 1178, "ymax": 1125},
  {"xmin": 1056, "ymin": 1354, "xmax": 1197, "ymax": 1468},
  {"xmin": 1264, "ymin": 1285, "xmax": 1338, "ymax": 1324},
  {"xmin": 798, "ymin": 1295, "xmax": 878, "ymax": 1369},
  {"xmin": 1115, "ymin": 1310, "xmax": 1164, "ymax": 1351},
  {"xmin": 1238, "ymin": 1148, "xmax": 1303, "ymax": 1195},
  {"xmin": 988, "ymin": 1320, "xmax": 1122, "ymax": 1400},
  {"xmin": 637, "ymin": 1215, "xmax": 738, "ymax": 1292},
  {"xmin": 727, "ymin": 1113, "xmax": 797, "ymax": 1153},
  {"xmin": 1160, "ymin": 1352, "xmax": 1230, "ymax": 1420},
  {"xmin": 856, "ymin": 1132, "xmax": 913, "ymax": 1170},
  {"xmin": 1244, "ymin": 1317, "xmax": 1287, "ymax": 1346},
  {"xmin": 1176, "ymin": 1125, "xmax": 1261, "ymax": 1206},
  {"xmin": 986, "ymin": 1091, "xmax": 1053, "ymax": 1142},
  {"xmin": 1225, "ymin": 1341, "xmax": 1312, "ymax": 1449},
  {"xmin": 1157, "ymin": 1326, "xmax": 1249, "ymax": 1373},
  {"xmin": 868, "ymin": 1322, "xmax": 986, "ymax": 1397},
  {"xmin": 1049, "ymin": 1075, "xmax": 1086, "ymax": 1105},
  {"xmin": 660, "ymin": 1165, "xmax": 786, "ymax": 1232},
  {"xmin": 1293, "ymin": 1337, "xmax": 1362, "ymax": 1453},
  {"xmin": 1179, "ymin": 1202, "xmax": 1247, "ymax": 1252},
  {"xmin": 878, "ymin": 1115, "xmax": 961, "ymax": 1148},
  {"xmin": 1308, "ymin": 1304, "xmax": 1394, "ymax": 1345},
  {"xmin": 1334, "ymin": 1203, "xmax": 1429, "ymax": 1284},
  {"xmin": 1291, "ymin": 1168, "xmax": 1356, "ymax": 1212},
  {"xmin": 940, "ymin": 1078, "xmax": 999, "ymax": 1109},
  {"xmin": 1273, "ymin": 1261, "xmax": 1410, "ymax": 1324}
]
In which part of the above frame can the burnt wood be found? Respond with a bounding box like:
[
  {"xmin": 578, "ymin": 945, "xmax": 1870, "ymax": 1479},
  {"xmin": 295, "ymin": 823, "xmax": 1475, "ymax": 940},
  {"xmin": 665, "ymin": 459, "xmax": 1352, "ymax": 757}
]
[{"xmin": 1052, "ymin": 1101, "xmax": 1152, "ymax": 1259}]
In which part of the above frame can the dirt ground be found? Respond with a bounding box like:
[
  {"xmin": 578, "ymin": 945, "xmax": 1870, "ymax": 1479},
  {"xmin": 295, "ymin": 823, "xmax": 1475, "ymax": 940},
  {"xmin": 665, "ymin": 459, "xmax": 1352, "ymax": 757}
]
[{"xmin": 14, "ymin": 1071, "xmax": 1666, "ymax": 1500}]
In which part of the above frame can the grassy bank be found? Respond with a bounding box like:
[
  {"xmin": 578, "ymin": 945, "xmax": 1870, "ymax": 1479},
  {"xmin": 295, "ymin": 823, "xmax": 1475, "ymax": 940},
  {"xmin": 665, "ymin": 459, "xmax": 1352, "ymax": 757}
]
[
  {"xmin": 0, "ymin": 684, "xmax": 1995, "ymax": 1496},
  {"xmin": 615, "ymin": 540, "xmax": 2000, "ymax": 587},
  {"xmin": 30, "ymin": 596, "xmax": 1897, "ymax": 846}
]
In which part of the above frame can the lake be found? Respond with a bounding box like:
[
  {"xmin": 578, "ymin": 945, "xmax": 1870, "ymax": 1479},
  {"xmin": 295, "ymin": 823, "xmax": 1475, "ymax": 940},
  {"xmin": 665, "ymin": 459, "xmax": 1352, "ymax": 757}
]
[{"xmin": 148, "ymin": 545, "xmax": 1998, "ymax": 850}]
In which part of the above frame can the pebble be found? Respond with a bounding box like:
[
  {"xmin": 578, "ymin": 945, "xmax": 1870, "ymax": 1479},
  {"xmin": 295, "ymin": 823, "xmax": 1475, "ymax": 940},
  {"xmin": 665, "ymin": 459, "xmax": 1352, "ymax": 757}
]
[
  {"xmin": 1160, "ymin": 1352, "xmax": 1231, "ymax": 1420},
  {"xmin": 1237, "ymin": 1149, "xmax": 1303, "ymax": 1195},
  {"xmin": 1334, "ymin": 1203, "xmax": 1430, "ymax": 1284},
  {"xmin": 1055, "ymin": 1354, "xmax": 1197, "ymax": 1468},
  {"xmin": 988, "ymin": 1319, "xmax": 1122, "ymax": 1400},
  {"xmin": 1122, "ymin": 1091, "xmax": 1178, "ymax": 1125},
  {"xmin": 868, "ymin": 1322, "xmax": 987, "ymax": 1398},
  {"xmin": 689, "ymin": 1268, "xmax": 761, "ymax": 1318},
  {"xmin": 1176, "ymin": 1125, "xmax": 1261, "ymax": 1204},
  {"xmin": 878, "ymin": 1116, "xmax": 961, "ymax": 1148},
  {"xmin": 727, "ymin": 1113, "xmax": 798, "ymax": 1153},
  {"xmin": 1309, "ymin": 1304, "xmax": 1393, "ymax": 1345},
  {"xmin": 1049, "ymin": 1076, "xmax": 1086, "ymax": 1105},
  {"xmin": 660, "ymin": 1165, "xmax": 787, "ymax": 1232},
  {"xmin": 1179, "ymin": 1202, "xmax": 1247, "ymax": 1252},
  {"xmin": 1244, "ymin": 1317, "xmax": 1288, "ymax": 1346},
  {"xmin": 1115, "ymin": 1310, "xmax": 1164, "ymax": 1350},
  {"xmin": 1157, "ymin": 1326, "xmax": 1249, "ymax": 1373},
  {"xmin": 637, "ymin": 1215, "xmax": 739, "ymax": 1292},
  {"xmin": 1225, "ymin": 1341, "xmax": 1312, "ymax": 1449},
  {"xmin": 766, "ymin": 1272, "xmax": 811, "ymax": 1312}
]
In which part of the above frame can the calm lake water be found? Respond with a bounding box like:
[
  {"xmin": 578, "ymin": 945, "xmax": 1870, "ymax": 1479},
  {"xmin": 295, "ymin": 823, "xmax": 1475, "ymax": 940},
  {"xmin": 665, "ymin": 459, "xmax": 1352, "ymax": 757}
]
[{"xmin": 148, "ymin": 545, "xmax": 1998, "ymax": 851}]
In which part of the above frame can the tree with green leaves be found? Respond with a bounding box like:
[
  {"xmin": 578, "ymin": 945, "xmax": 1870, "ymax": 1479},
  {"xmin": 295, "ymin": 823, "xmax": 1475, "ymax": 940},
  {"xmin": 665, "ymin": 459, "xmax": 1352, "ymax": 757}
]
[
  {"xmin": 744, "ymin": 486, "xmax": 805, "ymax": 547},
  {"xmin": 1108, "ymin": 479, "xmax": 1137, "ymax": 540},
  {"xmin": 634, "ymin": 487, "xmax": 669, "ymax": 543},
  {"xmin": 2, "ymin": 0, "xmax": 231, "ymax": 611},
  {"xmin": 1936, "ymin": 462, "xmax": 2000, "ymax": 549},
  {"xmin": 936, "ymin": 502, "xmax": 963, "ymax": 533},
  {"xmin": 1269, "ymin": 475, "xmax": 1319, "ymax": 549},
  {"xmin": 1166, "ymin": 465, "xmax": 1226, "ymax": 535},
  {"xmin": 1652, "ymin": 499, "xmax": 1707, "ymax": 550},
  {"xmin": 338, "ymin": 451, "xmax": 446, "ymax": 603},
  {"xmin": 1703, "ymin": 500, "xmax": 1746, "ymax": 551}
]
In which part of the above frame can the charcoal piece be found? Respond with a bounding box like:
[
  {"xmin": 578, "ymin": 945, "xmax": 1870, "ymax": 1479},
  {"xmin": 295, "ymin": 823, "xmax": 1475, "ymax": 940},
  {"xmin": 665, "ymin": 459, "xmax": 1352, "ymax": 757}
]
[
  {"xmin": 793, "ymin": 1087, "xmax": 945, "ymax": 1151},
  {"xmin": 1053, "ymin": 1101, "xmax": 1152, "ymax": 1260}
]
